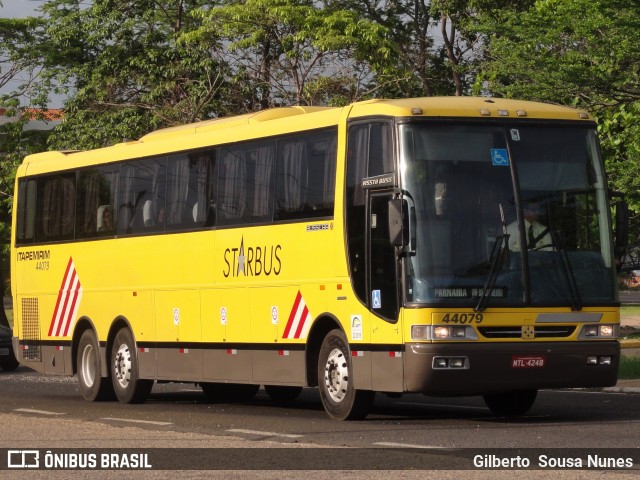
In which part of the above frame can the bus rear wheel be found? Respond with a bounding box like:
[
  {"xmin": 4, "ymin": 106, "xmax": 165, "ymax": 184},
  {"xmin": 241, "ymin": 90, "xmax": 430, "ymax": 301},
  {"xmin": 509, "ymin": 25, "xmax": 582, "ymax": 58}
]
[
  {"xmin": 483, "ymin": 389, "xmax": 537, "ymax": 417},
  {"xmin": 110, "ymin": 328, "xmax": 152, "ymax": 404},
  {"xmin": 77, "ymin": 329, "xmax": 114, "ymax": 401},
  {"xmin": 318, "ymin": 329, "xmax": 374, "ymax": 420}
]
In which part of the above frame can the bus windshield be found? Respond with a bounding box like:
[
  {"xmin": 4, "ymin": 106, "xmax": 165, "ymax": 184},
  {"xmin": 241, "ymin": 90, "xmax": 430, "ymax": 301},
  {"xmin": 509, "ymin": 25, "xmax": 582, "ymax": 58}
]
[{"xmin": 399, "ymin": 123, "xmax": 616, "ymax": 308}]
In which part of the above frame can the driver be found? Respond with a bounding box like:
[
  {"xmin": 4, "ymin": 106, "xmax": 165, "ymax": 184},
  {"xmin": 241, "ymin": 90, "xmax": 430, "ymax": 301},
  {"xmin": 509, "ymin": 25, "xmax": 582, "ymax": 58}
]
[{"xmin": 506, "ymin": 202, "xmax": 553, "ymax": 251}]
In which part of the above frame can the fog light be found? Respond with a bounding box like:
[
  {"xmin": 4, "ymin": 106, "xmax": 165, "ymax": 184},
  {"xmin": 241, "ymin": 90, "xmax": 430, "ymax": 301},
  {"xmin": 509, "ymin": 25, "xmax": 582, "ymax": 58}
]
[
  {"xmin": 433, "ymin": 358, "xmax": 448, "ymax": 368},
  {"xmin": 587, "ymin": 356, "xmax": 598, "ymax": 365},
  {"xmin": 450, "ymin": 358, "xmax": 465, "ymax": 368},
  {"xmin": 599, "ymin": 356, "xmax": 612, "ymax": 365}
]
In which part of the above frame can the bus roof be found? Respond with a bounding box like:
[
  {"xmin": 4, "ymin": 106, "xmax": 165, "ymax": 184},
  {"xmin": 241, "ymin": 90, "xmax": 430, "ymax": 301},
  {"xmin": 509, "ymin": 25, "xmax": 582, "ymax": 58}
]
[{"xmin": 19, "ymin": 97, "xmax": 593, "ymax": 175}]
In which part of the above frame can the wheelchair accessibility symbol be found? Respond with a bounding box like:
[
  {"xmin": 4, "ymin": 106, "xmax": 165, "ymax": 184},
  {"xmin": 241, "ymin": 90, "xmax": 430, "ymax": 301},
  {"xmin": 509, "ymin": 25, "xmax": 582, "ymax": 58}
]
[{"xmin": 491, "ymin": 148, "xmax": 510, "ymax": 166}]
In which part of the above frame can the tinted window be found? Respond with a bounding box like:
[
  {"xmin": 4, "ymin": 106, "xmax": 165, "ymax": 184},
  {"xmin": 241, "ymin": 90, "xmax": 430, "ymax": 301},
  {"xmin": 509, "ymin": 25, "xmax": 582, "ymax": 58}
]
[
  {"xmin": 275, "ymin": 130, "xmax": 337, "ymax": 220},
  {"xmin": 76, "ymin": 166, "xmax": 118, "ymax": 238},
  {"xmin": 35, "ymin": 174, "xmax": 76, "ymax": 242}
]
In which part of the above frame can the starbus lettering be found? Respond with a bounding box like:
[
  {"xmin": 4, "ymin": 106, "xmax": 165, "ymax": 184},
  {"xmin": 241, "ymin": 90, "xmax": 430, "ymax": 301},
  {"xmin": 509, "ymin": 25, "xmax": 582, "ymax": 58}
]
[{"xmin": 223, "ymin": 237, "xmax": 282, "ymax": 278}]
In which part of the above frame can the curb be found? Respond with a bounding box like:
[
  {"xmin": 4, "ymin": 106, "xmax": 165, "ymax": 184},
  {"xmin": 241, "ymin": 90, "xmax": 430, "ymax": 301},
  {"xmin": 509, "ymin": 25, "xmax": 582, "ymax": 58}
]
[{"xmin": 621, "ymin": 340, "xmax": 640, "ymax": 349}]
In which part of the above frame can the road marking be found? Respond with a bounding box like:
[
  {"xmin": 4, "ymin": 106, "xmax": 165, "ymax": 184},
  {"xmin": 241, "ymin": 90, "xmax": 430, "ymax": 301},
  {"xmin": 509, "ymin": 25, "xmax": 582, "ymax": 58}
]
[
  {"xmin": 14, "ymin": 408, "xmax": 66, "ymax": 416},
  {"xmin": 100, "ymin": 417, "xmax": 173, "ymax": 426},
  {"xmin": 397, "ymin": 402, "xmax": 487, "ymax": 411},
  {"xmin": 374, "ymin": 442, "xmax": 451, "ymax": 449},
  {"xmin": 227, "ymin": 428, "xmax": 303, "ymax": 439}
]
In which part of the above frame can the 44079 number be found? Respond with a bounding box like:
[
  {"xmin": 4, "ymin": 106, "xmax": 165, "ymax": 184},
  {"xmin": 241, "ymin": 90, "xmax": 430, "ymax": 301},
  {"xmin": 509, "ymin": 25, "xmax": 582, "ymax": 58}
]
[{"xmin": 437, "ymin": 313, "xmax": 484, "ymax": 324}]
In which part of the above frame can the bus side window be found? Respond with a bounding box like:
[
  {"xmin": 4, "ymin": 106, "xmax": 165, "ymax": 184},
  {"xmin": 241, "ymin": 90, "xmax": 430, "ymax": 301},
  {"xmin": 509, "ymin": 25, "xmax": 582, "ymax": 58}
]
[
  {"xmin": 275, "ymin": 129, "xmax": 337, "ymax": 220},
  {"xmin": 36, "ymin": 174, "xmax": 76, "ymax": 242},
  {"xmin": 217, "ymin": 147, "xmax": 247, "ymax": 225},
  {"xmin": 118, "ymin": 158, "xmax": 166, "ymax": 234},
  {"xmin": 16, "ymin": 179, "xmax": 36, "ymax": 244}
]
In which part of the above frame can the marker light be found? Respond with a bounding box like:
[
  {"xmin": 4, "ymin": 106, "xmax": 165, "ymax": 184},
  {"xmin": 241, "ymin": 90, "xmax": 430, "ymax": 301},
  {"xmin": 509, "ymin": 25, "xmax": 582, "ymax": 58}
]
[{"xmin": 411, "ymin": 325, "xmax": 428, "ymax": 340}]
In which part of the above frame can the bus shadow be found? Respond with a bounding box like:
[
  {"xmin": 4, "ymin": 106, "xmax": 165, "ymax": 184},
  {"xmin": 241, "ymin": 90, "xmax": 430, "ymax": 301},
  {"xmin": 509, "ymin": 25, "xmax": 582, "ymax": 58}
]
[{"xmin": 143, "ymin": 385, "xmax": 640, "ymax": 425}]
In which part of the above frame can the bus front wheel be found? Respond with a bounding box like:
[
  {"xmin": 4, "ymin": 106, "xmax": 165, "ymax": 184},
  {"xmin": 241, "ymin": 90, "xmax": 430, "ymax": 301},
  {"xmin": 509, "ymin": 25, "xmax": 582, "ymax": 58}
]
[
  {"xmin": 317, "ymin": 329, "xmax": 374, "ymax": 420},
  {"xmin": 483, "ymin": 389, "xmax": 537, "ymax": 417},
  {"xmin": 110, "ymin": 328, "xmax": 153, "ymax": 404},
  {"xmin": 77, "ymin": 329, "xmax": 114, "ymax": 401}
]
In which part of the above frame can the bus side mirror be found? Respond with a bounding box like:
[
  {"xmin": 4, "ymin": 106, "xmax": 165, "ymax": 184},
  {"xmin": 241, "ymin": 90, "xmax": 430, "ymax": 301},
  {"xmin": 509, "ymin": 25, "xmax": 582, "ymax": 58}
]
[
  {"xmin": 614, "ymin": 199, "xmax": 629, "ymax": 259},
  {"xmin": 388, "ymin": 199, "xmax": 406, "ymax": 247},
  {"xmin": 388, "ymin": 199, "xmax": 416, "ymax": 253}
]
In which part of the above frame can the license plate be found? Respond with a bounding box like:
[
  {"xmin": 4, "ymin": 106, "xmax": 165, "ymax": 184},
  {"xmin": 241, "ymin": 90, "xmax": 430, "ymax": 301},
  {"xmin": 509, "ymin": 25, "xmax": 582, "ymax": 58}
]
[{"xmin": 511, "ymin": 355, "xmax": 545, "ymax": 368}]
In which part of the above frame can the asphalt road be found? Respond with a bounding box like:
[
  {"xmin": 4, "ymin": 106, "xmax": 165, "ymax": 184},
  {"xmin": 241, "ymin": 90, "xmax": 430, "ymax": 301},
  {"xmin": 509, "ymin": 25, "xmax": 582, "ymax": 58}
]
[{"xmin": 0, "ymin": 366, "xmax": 639, "ymax": 478}]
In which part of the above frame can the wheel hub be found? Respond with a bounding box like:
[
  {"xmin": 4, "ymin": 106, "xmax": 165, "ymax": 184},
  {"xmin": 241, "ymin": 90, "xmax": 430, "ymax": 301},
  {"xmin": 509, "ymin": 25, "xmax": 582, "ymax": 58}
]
[
  {"xmin": 324, "ymin": 348, "xmax": 349, "ymax": 402},
  {"xmin": 114, "ymin": 343, "xmax": 132, "ymax": 389},
  {"xmin": 80, "ymin": 343, "xmax": 96, "ymax": 388}
]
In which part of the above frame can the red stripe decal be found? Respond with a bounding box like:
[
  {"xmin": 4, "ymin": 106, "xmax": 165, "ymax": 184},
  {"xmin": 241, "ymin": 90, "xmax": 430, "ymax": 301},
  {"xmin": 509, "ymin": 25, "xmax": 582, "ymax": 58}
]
[{"xmin": 282, "ymin": 291, "xmax": 302, "ymax": 339}]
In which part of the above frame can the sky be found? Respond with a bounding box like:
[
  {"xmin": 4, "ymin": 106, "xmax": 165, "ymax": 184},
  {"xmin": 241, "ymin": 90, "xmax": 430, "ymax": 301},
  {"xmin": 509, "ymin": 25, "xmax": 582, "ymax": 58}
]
[
  {"xmin": 0, "ymin": 0, "xmax": 44, "ymax": 18},
  {"xmin": 1, "ymin": 1, "xmax": 64, "ymax": 107}
]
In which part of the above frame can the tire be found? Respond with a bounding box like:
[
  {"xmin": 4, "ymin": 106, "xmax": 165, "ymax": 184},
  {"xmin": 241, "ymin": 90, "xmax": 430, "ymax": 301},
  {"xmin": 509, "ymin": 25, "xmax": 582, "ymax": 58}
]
[
  {"xmin": 317, "ymin": 329, "xmax": 374, "ymax": 420},
  {"xmin": 77, "ymin": 329, "xmax": 114, "ymax": 401},
  {"xmin": 483, "ymin": 389, "xmax": 538, "ymax": 417},
  {"xmin": 201, "ymin": 383, "xmax": 260, "ymax": 403},
  {"xmin": 110, "ymin": 328, "xmax": 153, "ymax": 404},
  {"xmin": 265, "ymin": 385, "xmax": 303, "ymax": 402}
]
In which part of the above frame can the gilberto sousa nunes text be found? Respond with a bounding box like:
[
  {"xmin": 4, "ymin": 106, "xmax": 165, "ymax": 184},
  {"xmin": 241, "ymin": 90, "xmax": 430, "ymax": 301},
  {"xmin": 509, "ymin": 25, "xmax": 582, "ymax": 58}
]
[{"xmin": 474, "ymin": 453, "xmax": 634, "ymax": 469}]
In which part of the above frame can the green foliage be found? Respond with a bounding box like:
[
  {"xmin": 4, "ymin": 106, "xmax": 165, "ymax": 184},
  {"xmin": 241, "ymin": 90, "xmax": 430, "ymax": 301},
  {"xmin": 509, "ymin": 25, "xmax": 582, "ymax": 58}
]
[
  {"xmin": 619, "ymin": 355, "xmax": 640, "ymax": 380},
  {"xmin": 474, "ymin": 0, "xmax": 640, "ymax": 247},
  {"xmin": 0, "ymin": 0, "xmax": 639, "ymax": 276},
  {"xmin": 38, "ymin": 0, "xmax": 235, "ymax": 150},
  {"xmin": 186, "ymin": 0, "xmax": 384, "ymax": 107}
]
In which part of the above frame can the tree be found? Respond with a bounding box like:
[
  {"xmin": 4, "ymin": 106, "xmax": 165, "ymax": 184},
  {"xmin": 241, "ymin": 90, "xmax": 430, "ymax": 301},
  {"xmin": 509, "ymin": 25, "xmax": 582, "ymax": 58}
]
[
  {"xmin": 37, "ymin": 0, "xmax": 235, "ymax": 150},
  {"xmin": 187, "ymin": 0, "xmax": 386, "ymax": 108},
  {"xmin": 474, "ymin": 0, "xmax": 640, "ymax": 244}
]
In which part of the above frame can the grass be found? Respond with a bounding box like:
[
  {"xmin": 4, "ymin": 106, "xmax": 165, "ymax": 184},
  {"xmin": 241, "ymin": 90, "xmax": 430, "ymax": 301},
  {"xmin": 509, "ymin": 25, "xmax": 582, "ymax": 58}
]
[
  {"xmin": 621, "ymin": 305, "xmax": 640, "ymax": 317},
  {"xmin": 619, "ymin": 356, "xmax": 640, "ymax": 380}
]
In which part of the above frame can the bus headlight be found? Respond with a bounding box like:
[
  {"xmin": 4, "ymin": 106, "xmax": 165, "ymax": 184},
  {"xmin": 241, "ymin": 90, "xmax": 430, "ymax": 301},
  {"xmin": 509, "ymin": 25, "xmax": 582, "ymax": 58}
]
[
  {"xmin": 412, "ymin": 325, "xmax": 478, "ymax": 341},
  {"xmin": 578, "ymin": 324, "xmax": 618, "ymax": 339}
]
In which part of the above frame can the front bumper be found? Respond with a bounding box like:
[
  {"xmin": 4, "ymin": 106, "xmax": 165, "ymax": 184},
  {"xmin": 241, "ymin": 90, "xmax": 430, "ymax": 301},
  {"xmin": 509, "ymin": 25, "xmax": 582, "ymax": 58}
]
[{"xmin": 404, "ymin": 341, "xmax": 620, "ymax": 395}]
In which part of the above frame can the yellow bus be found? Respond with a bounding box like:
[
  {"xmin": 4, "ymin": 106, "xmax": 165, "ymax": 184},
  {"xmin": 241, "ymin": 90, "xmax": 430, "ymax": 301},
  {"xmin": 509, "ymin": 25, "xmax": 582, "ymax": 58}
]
[{"xmin": 11, "ymin": 97, "xmax": 622, "ymax": 420}]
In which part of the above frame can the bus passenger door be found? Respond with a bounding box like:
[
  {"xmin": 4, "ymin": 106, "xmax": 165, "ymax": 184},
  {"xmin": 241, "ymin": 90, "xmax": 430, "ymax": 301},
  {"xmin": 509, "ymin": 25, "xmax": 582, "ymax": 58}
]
[{"xmin": 368, "ymin": 193, "xmax": 403, "ymax": 392}]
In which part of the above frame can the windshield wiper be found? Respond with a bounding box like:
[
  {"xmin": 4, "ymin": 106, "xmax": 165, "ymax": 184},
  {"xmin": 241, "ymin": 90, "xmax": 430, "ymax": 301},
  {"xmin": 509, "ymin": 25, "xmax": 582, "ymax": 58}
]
[
  {"xmin": 538, "ymin": 202, "xmax": 582, "ymax": 311},
  {"xmin": 549, "ymin": 228, "xmax": 582, "ymax": 311},
  {"xmin": 475, "ymin": 204, "xmax": 510, "ymax": 312}
]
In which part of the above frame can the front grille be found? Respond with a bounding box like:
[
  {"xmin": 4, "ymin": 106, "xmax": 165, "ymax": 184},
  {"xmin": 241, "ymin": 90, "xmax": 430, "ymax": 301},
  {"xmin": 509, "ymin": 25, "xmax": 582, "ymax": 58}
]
[
  {"xmin": 21, "ymin": 297, "xmax": 41, "ymax": 361},
  {"xmin": 478, "ymin": 326, "xmax": 576, "ymax": 339}
]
